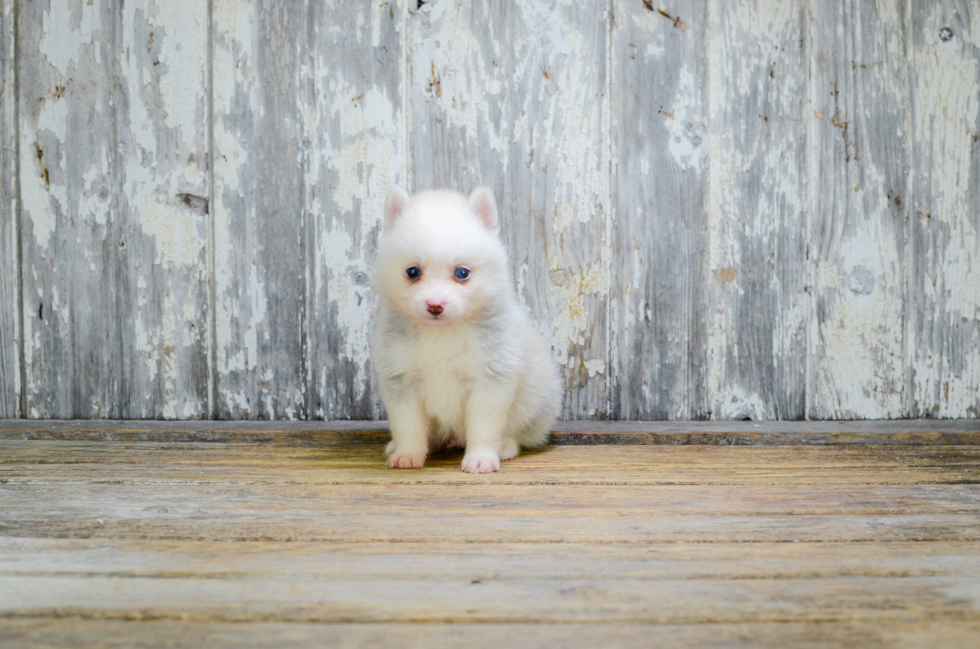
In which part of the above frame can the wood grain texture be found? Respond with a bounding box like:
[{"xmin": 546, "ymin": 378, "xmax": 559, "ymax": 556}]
[
  {"xmin": 5, "ymin": 1, "xmax": 980, "ymax": 421},
  {"xmin": 611, "ymin": 0, "xmax": 708, "ymax": 420},
  {"xmin": 909, "ymin": 1, "xmax": 980, "ymax": 419},
  {"xmin": 306, "ymin": 0, "xmax": 406, "ymax": 419},
  {"xmin": 113, "ymin": 0, "xmax": 210, "ymax": 418},
  {"xmin": 411, "ymin": 0, "xmax": 612, "ymax": 419},
  {"xmin": 707, "ymin": 0, "xmax": 808, "ymax": 420},
  {"xmin": 808, "ymin": 0, "xmax": 910, "ymax": 419},
  {"xmin": 17, "ymin": 0, "xmax": 208, "ymax": 419},
  {"xmin": 211, "ymin": 0, "xmax": 310, "ymax": 419},
  {"xmin": 19, "ymin": 0, "xmax": 120, "ymax": 417},
  {"xmin": 1, "ymin": 439, "xmax": 979, "ymax": 644},
  {"xmin": 3, "ymin": 620, "xmax": 980, "ymax": 649},
  {"xmin": 0, "ymin": 0, "xmax": 18, "ymax": 418}
]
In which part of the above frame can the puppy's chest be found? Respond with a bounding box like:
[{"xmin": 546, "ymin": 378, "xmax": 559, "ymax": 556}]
[
  {"xmin": 413, "ymin": 331, "xmax": 481, "ymax": 381},
  {"xmin": 398, "ymin": 330, "xmax": 482, "ymax": 405}
]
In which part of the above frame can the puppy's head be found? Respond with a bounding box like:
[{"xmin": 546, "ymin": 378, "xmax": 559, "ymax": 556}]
[{"xmin": 375, "ymin": 186, "xmax": 509, "ymax": 326}]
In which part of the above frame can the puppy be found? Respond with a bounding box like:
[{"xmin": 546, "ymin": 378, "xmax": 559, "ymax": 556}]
[{"xmin": 371, "ymin": 186, "xmax": 561, "ymax": 473}]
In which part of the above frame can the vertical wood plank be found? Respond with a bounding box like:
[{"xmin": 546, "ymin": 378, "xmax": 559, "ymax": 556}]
[
  {"xmin": 411, "ymin": 0, "xmax": 611, "ymax": 419},
  {"xmin": 212, "ymin": 0, "xmax": 309, "ymax": 419},
  {"xmin": 114, "ymin": 0, "xmax": 210, "ymax": 418},
  {"xmin": 307, "ymin": 1, "xmax": 406, "ymax": 419},
  {"xmin": 808, "ymin": 0, "xmax": 910, "ymax": 418},
  {"xmin": 909, "ymin": 1, "xmax": 980, "ymax": 418},
  {"xmin": 706, "ymin": 0, "xmax": 808, "ymax": 420},
  {"xmin": 0, "ymin": 0, "xmax": 17, "ymax": 417},
  {"xmin": 611, "ymin": 0, "xmax": 708, "ymax": 420},
  {"xmin": 19, "ymin": 0, "xmax": 209, "ymax": 419},
  {"xmin": 19, "ymin": 0, "xmax": 118, "ymax": 417}
]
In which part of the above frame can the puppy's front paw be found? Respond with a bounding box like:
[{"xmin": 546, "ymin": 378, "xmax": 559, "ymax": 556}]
[
  {"xmin": 386, "ymin": 444, "xmax": 427, "ymax": 469},
  {"xmin": 461, "ymin": 451, "xmax": 501, "ymax": 474}
]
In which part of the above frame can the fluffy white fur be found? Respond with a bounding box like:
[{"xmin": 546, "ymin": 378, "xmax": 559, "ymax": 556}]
[{"xmin": 371, "ymin": 186, "xmax": 561, "ymax": 474}]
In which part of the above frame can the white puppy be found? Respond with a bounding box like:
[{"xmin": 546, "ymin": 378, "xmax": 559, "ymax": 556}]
[{"xmin": 371, "ymin": 186, "xmax": 560, "ymax": 473}]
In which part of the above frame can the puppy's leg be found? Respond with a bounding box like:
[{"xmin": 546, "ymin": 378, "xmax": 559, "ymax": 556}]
[
  {"xmin": 461, "ymin": 388, "xmax": 512, "ymax": 474},
  {"xmin": 500, "ymin": 437, "xmax": 520, "ymax": 461},
  {"xmin": 385, "ymin": 398, "xmax": 429, "ymax": 469}
]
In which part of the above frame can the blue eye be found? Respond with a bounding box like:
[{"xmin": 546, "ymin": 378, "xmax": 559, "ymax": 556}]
[
  {"xmin": 454, "ymin": 267, "xmax": 471, "ymax": 281},
  {"xmin": 406, "ymin": 266, "xmax": 421, "ymax": 280}
]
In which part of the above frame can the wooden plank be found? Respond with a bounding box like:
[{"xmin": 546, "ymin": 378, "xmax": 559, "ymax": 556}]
[
  {"xmin": 4, "ymin": 484, "xmax": 979, "ymax": 528},
  {"xmin": 3, "ymin": 442, "xmax": 978, "ymax": 487},
  {"xmin": 3, "ymin": 620, "xmax": 980, "ymax": 649},
  {"xmin": 611, "ymin": 0, "xmax": 708, "ymax": 419},
  {"xmin": 4, "ymin": 481, "xmax": 978, "ymax": 542},
  {"xmin": 18, "ymin": 0, "xmax": 118, "ymax": 417},
  {"xmin": 6, "ymin": 538, "xmax": 980, "ymax": 581},
  {"xmin": 0, "ymin": 419, "xmax": 978, "ymax": 445},
  {"xmin": 17, "ymin": 0, "xmax": 209, "ymax": 418},
  {"xmin": 113, "ymin": 0, "xmax": 210, "ymax": 418},
  {"xmin": 0, "ymin": 0, "xmax": 17, "ymax": 418},
  {"xmin": 909, "ymin": 2, "xmax": 980, "ymax": 418},
  {"xmin": 706, "ymin": 0, "xmax": 808, "ymax": 420},
  {"xmin": 211, "ymin": 0, "xmax": 309, "ymax": 418},
  {"xmin": 5, "ymin": 478, "xmax": 979, "ymax": 518},
  {"xmin": 808, "ymin": 0, "xmax": 910, "ymax": 419},
  {"xmin": 411, "ymin": 0, "xmax": 611, "ymax": 419},
  {"xmin": 3, "ymin": 572, "xmax": 980, "ymax": 624},
  {"xmin": 306, "ymin": 1, "xmax": 406, "ymax": 419}
]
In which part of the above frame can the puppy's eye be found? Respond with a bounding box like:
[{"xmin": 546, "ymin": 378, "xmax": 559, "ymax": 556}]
[
  {"xmin": 454, "ymin": 267, "xmax": 471, "ymax": 281},
  {"xmin": 406, "ymin": 266, "xmax": 422, "ymax": 280}
]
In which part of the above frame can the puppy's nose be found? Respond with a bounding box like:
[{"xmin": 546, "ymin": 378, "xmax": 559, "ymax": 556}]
[{"xmin": 426, "ymin": 301, "xmax": 444, "ymax": 315}]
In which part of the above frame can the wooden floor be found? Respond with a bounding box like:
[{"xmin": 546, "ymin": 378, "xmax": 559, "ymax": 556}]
[{"xmin": 1, "ymin": 421, "xmax": 979, "ymax": 648}]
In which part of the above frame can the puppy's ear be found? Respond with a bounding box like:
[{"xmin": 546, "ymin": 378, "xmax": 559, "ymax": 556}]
[
  {"xmin": 468, "ymin": 186, "xmax": 498, "ymax": 232},
  {"xmin": 384, "ymin": 185, "xmax": 411, "ymax": 228}
]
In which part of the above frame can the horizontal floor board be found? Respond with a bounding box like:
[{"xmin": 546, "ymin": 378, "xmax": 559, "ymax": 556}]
[
  {"xmin": 3, "ymin": 539, "xmax": 979, "ymax": 581},
  {"xmin": 3, "ymin": 573, "xmax": 980, "ymax": 625},
  {"xmin": 3, "ymin": 620, "xmax": 979, "ymax": 649},
  {"xmin": 2, "ymin": 444, "xmax": 979, "ymax": 486}
]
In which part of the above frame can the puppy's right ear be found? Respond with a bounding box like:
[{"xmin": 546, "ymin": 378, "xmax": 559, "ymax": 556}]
[{"xmin": 384, "ymin": 185, "xmax": 410, "ymax": 228}]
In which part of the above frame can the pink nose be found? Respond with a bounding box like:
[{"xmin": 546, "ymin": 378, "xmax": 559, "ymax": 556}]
[{"xmin": 426, "ymin": 301, "xmax": 444, "ymax": 315}]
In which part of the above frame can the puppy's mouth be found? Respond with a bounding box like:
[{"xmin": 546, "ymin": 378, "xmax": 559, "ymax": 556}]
[{"xmin": 421, "ymin": 312, "xmax": 452, "ymax": 325}]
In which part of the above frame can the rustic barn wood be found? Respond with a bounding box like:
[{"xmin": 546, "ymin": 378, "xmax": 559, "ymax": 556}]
[
  {"xmin": 18, "ymin": 0, "xmax": 120, "ymax": 418},
  {"xmin": 17, "ymin": 0, "xmax": 210, "ymax": 419},
  {"xmin": 211, "ymin": 0, "xmax": 309, "ymax": 419},
  {"xmin": 411, "ymin": 0, "xmax": 612, "ymax": 418},
  {"xmin": 706, "ymin": 0, "xmax": 808, "ymax": 420},
  {"xmin": 809, "ymin": 0, "xmax": 910, "ymax": 419},
  {"xmin": 909, "ymin": 1, "xmax": 980, "ymax": 419},
  {"xmin": 0, "ymin": 0, "xmax": 17, "ymax": 418},
  {"xmin": 2, "ymin": 0, "xmax": 979, "ymax": 420},
  {"xmin": 611, "ymin": 0, "xmax": 709, "ymax": 420},
  {"xmin": 1, "ymin": 429, "xmax": 979, "ymax": 645},
  {"xmin": 306, "ymin": 0, "xmax": 407, "ymax": 420}
]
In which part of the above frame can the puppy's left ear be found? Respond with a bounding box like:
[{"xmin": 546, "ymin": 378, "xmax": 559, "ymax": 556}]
[
  {"xmin": 385, "ymin": 185, "xmax": 411, "ymax": 228},
  {"xmin": 468, "ymin": 186, "xmax": 498, "ymax": 233}
]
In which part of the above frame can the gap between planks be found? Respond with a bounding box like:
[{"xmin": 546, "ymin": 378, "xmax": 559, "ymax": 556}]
[{"xmin": 0, "ymin": 419, "xmax": 977, "ymax": 446}]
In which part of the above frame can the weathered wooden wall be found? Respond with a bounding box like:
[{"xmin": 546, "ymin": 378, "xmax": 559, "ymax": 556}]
[{"xmin": 2, "ymin": 0, "xmax": 978, "ymax": 420}]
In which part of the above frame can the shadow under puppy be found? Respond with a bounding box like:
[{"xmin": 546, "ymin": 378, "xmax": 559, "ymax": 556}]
[{"xmin": 371, "ymin": 186, "xmax": 560, "ymax": 473}]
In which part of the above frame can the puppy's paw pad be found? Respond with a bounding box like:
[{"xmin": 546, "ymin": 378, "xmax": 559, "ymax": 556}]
[
  {"xmin": 387, "ymin": 452, "xmax": 426, "ymax": 469},
  {"xmin": 461, "ymin": 452, "xmax": 501, "ymax": 474}
]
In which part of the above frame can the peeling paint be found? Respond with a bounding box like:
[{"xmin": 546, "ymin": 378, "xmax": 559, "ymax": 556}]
[
  {"xmin": 11, "ymin": 0, "xmax": 980, "ymax": 421},
  {"xmin": 910, "ymin": 2, "xmax": 980, "ymax": 418}
]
